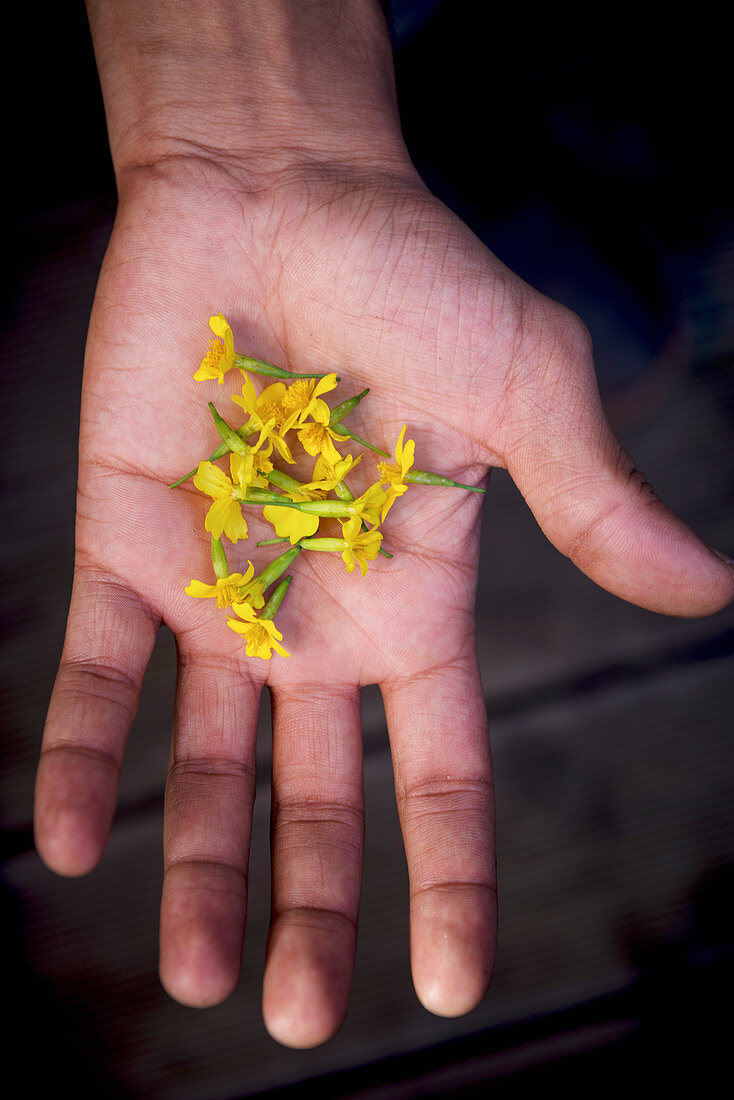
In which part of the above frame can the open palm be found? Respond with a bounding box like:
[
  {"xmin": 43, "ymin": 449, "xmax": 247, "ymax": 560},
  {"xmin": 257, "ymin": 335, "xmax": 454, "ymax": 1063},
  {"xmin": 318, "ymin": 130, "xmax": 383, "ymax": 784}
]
[{"xmin": 35, "ymin": 159, "xmax": 733, "ymax": 1047}]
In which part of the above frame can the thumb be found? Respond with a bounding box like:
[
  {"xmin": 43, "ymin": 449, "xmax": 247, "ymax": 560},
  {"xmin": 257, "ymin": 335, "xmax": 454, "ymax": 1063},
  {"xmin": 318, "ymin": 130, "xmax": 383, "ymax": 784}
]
[{"xmin": 500, "ymin": 324, "xmax": 734, "ymax": 618}]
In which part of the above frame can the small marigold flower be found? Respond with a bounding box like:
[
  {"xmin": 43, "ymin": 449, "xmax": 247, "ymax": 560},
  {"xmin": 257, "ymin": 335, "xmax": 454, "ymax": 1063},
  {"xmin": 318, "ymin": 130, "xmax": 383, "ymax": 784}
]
[
  {"xmin": 281, "ymin": 373, "xmax": 338, "ymax": 426},
  {"xmin": 350, "ymin": 482, "xmax": 389, "ymax": 527},
  {"xmin": 302, "ymin": 452, "xmax": 362, "ymax": 491},
  {"xmin": 378, "ymin": 425, "xmax": 415, "ymax": 519},
  {"xmin": 185, "ymin": 561, "xmax": 265, "ymax": 610},
  {"xmin": 297, "ymin": 420, "xmax": 348, "ymax": 465},
  {"xmin": 194, "ymin": 314, "xmax": 237, "ymax": 384},
  {"xmin": 340, "ymin": 514, "xmax": 383, "ymax": 577},
  {"xmin": 193, "ymin": 450, "xmax": 269, "ymax": 542},
  {"xmin": 232, "ymin": 377, "xmax": 296, "ymax": 462},
  {"xmin": 227, "ymin": 602, "xmax": 290, "ymax": 659}
]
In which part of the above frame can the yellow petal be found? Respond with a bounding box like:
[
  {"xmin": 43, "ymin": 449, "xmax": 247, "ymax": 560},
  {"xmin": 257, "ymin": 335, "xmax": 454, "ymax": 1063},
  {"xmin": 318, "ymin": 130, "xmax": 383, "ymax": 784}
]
[
  {"xmin": 194, "ymin": 461, "xmax": 232, "ymax": 500},
  {"xmin": 193, "ymin": 362, "xmax": 222, "ymax": 382},
  {"xmin": 230, "ymin": 601, "xmax": 259, "ymax": 623},
  {"xmin": 310, "ymin": 397, "xmax": 332, "ymax": 425},
  {"xmin": 205, "ymin": 498, "xmax": 248, "ymax": 543},
  {"xmin": 259, "ymin": 382, "xmax": 287, "ymax": 405},
  {"xmin": 185, "ymin": 579, "xmax": 218, "ymax": 598},
  {"xmin": 340, "ymin": 514, "xmax": 362, "ymax": 542},
  {"xmin": 227, "ymin": 618, "xmax": 249, "ymax": 634},
  {"xmin": 269, "ymin": 636, "xmax": 290, "ymax": 659},
  {"xmin": 263, "ymin": 504, "xmax": 320, "ymax": 544},
  {"xmin": 312, "ymin": 373, "xmax": 338, "ymax": 400},
  {"xmin": 209, "ymin": 313, "xmax": 231, "ymax": 339}
]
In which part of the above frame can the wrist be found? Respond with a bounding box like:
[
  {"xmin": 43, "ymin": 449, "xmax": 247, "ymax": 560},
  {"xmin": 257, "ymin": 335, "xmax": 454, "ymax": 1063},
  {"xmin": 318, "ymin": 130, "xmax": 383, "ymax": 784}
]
[{"xmin": 87, "ymin": 0, "xmax": 410, "ymax": 184}]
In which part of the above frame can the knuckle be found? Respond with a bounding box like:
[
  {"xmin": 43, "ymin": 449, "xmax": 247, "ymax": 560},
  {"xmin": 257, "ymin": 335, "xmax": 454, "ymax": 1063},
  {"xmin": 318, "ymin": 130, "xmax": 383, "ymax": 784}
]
[
  {"xmin": 273, "ymin": 797, "xmax": 364, "ymax": 833},
  {"xmin": 168, "ymin": 756, "xmax": 257, "ymax": 787},
  {"xmin": 513, "ymin": 293, "xmax": 594, "ymax": 384},
  {"xmin": 56, "ymin": 657, "xmax": 139, "ymax": 717},
  {"xmin": 398, "ymin": 776, "xmax": 491, "ymax": 822}
]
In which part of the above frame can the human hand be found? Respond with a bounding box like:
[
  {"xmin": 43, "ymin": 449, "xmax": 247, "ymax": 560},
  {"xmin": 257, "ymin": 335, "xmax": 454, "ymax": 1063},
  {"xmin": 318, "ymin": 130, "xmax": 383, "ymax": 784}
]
[{"xmin": 34, "ymin": 0, "xmax": 734, "ymax": 1050}]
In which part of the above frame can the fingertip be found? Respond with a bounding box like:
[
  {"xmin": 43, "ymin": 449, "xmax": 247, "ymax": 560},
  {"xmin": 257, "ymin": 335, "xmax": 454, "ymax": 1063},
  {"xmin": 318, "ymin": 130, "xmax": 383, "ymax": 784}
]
[
  {"xmin": 34, "ymin": 813, "xmax": 106, "ymax": 878},
  {"xmin": 159, "ymin": 863, "xmax": 245, "ymax": 1008},
  {"xmin": 264, "ymin": 998, "xmax": 341, "ymax": 1051},
  {"xmin": 411, "ymin": 884, "xmax": 495, "ymax": 1019},
  {"xmin": 160, "ymin": 957, "xmax": 239, "ymax": 1009},
  {"xmin": 699, "ymin": 546, "xmax": 734, "ymax": 614},
  {"xmin": 34, "ymin": 753, "xmax": 116, "ymax": 877},
  {"xmin": 262, "ymin": 912, "xmax": 354, "ymax": 1048},
  {"xmin": 568, "ymin": 493, "xmax": 734, "ymax": 618}
]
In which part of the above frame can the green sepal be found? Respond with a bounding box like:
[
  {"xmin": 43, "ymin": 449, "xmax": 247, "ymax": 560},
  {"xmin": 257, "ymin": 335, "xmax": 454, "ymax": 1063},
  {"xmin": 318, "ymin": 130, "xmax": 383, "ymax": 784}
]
[
  {"xmin": 279, "ymin": 499, "xmax": 352, "ymax": 517},
  {"xmin": 169, "ymin": 422, "xmax": 256, "ymax": 488},
  {"xmin": 209, "ymin": 403, "xmax": 247, "ymax": 454},
  {"xmin": 405, "ymin": 469, "xmax": 486, "ymax": 492},
  {"xmin": 235, "ymin": 354, "xmax": 337, "ymax": 381},
  {"xmin": 211, "ymin": 537, "xmax": 230, "ymax": 579},
  {"xmin": 245, "ymin": 492, "xmax": 351, "ymax": 517},
  {"xmin": 333, "ymin": 480, "xmax": 354, "ymax": 502},
  {"xmin": 329, "ymin": 389, "xmax": 369, "ymax": 426},
  {"xmin": 261, "ymin": 575, "xmax": 292, "ymax": 620},
  {"xmin": 256, "ymin": 546, "xmax": 301, "ymax": 591},
  {"xmin": 267, "ymin": 469, "xmax": 304, "ymax": 493},
  {"xmin": 243, "ymin": 487, "xmax": 296, "ymax": 506},
  {"xmin": 299, "ymin": 537, "xmax": 345, "ymax": 552}
]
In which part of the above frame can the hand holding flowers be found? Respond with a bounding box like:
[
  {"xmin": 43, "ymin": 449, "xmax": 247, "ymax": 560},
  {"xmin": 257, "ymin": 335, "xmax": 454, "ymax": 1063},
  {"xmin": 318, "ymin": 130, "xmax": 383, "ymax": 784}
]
[{"xmin": 179, "ymin": 315, "xmax": 484, "ymax": 657}]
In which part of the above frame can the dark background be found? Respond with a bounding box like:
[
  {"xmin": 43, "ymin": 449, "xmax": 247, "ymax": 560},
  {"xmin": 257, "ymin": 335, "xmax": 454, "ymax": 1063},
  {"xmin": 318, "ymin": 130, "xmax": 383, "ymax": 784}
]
[{"xmin": 3, "ymin": 2, "xmax": 733, "ymax": 1095}]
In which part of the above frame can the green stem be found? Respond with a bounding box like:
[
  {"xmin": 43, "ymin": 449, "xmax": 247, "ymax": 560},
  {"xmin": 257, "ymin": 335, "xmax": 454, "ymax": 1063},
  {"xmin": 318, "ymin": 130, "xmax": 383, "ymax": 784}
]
[
  {"xmin": 169, "ymin": 422, "xmax": 256, "ymax": 488},
  {"xmin": 335, "ymin": 425, "xmax": 389, "ymax": 457}
]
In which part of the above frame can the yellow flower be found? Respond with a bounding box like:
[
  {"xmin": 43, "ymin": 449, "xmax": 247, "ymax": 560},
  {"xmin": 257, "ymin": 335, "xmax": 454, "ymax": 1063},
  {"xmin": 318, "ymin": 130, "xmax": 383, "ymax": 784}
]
[
  {"xmin": 377, "ymin": 425, "xmax": 415, "ymax": 519},
  {"xmin": 350, "ymin": 481, "xmax": 389, "ymax": 527},
  {"xmin": 185, "ymin": 561, "xmax": 265, "ymax": 610},
  {"xmin": 340, "ymin": 514, "xmax": 383, "ymax": 577},
  {"xmin": 297, "ymin": 420, "xmax": 348, "ymax": 465},
  {"xmin": 194, "ymin": 314, "xmax": 237, "ymax": 384},
  {"xmin": 281, "ymin": 373, "xmax": 338, "ymax": 426},
  {"xmin": 231, "ymin": 378, "xmax": 296, "ymax": 463},
  {"xmin": 227, "ymin": 603, "xmax": 289, "ymax": 659},
  {"xmin": 302, "ymin": 452, "xmax": 362, "ymax": 491},
  {"xmin": 193, "ymin": 450, "xmax": 268, "ymax": 542}
]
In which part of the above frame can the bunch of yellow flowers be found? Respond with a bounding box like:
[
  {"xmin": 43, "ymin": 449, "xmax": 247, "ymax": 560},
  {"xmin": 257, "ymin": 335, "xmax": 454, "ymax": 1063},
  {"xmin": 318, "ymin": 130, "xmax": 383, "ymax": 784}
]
[{"xmin": 173, "ymin": 314, "xmax": 483, "ymax": 660}]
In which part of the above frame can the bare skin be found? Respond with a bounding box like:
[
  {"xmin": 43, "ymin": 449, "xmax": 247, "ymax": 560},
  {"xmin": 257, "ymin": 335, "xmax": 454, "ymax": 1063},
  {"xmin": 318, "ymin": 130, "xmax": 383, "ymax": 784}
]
[{"xmin": 34, "ymin": 0, "xmax": 734, "ymax": 1049}]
